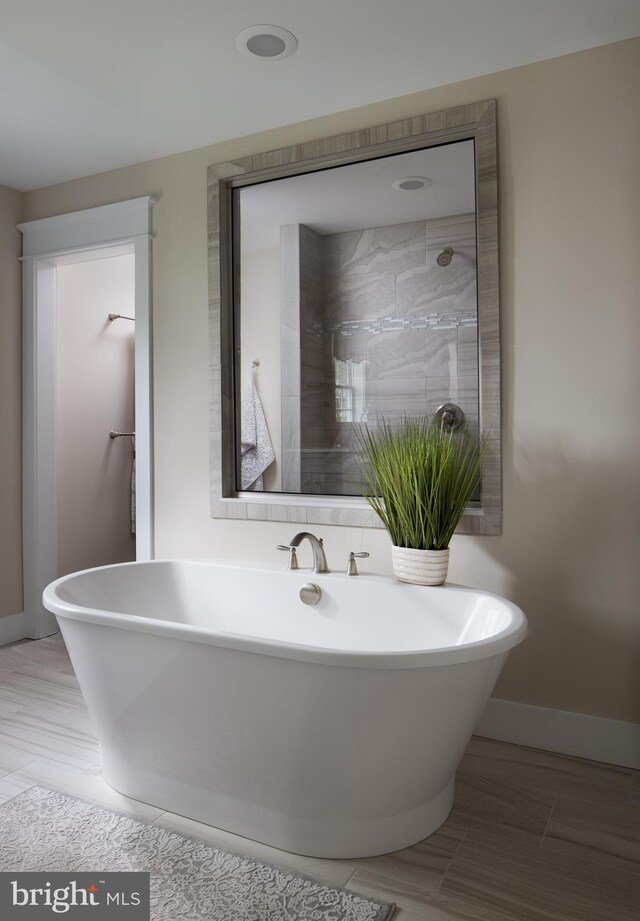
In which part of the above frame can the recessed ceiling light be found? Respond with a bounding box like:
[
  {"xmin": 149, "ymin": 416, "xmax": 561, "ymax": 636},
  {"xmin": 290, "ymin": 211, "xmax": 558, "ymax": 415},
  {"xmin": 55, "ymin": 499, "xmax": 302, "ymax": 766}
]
[
  {"xmin": 392, "ymin": 176, "xmax": 433, "ymax": 192},
  {"xmin": 236, "ymin": 25, "xmax": 298, "ymax": 59}
]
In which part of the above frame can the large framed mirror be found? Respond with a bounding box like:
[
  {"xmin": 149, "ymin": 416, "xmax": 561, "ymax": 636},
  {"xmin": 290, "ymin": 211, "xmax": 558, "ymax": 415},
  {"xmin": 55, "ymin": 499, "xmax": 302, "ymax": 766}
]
[{"xmin": 208, "ymin": 99, "xmax": 500, "ymax": 533}]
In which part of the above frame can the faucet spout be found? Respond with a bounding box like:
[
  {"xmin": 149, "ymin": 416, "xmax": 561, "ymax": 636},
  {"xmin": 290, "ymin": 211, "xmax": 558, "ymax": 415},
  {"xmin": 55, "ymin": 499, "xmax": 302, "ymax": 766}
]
[{"xmin": 289, "ymin": 532, "xmax": 329, "ymax": 574}]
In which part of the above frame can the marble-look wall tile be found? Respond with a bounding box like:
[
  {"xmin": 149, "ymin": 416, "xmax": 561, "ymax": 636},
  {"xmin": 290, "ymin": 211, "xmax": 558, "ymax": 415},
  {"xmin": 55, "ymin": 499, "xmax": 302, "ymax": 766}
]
[
  {"xmin": 300, "ymin": 342, "xmax": 325, "ymax": 376},
  {"xmin": 300, "ymin": 421, "xmax": 327, "ymax": 450},
  {"xmin": 300, "ymin": 449, "xmax": 330, "ymax": 473},
  {"xmin": 397, "ymin": 213, "xmax": 477, "ymax": 317},
  {"xmin": 427, "ymin": 375, "xmax": 479, "ymax": 422},
  {"xmin": 300, "ymin": 386, "xmax": 325, "ymax": 410},
  {"xmin": 286, "ymin": 211, "xmax": 478, "ymax": 497},
  {"xmin": 302, "ymin": 472, "xmax": 354, "ymax": 496},
  {"xmin": 426, "ymin": 329, "xmax": 458, "ymax": 378},
  {"xmin": 301, "ymin": 474, "xmax": 322, "ymax": 494},
  {"xmin": 327, "ymin": 221, "xmax": 426, "ymax": 276},
  {"xmin": 322, "ymin": 233, "xmax": 339, "ymax": 278},
  {"xmin": 299, "ymin": 224, "xmax": 325, "ymax": 323},
  {"xmin": 281, "ymin": 396, "xmax": 301, "ymax": 492},
  {"xmin": 312, "ymin": 474, "xmax": 362, "ymax": 497},
  {"xmin": 326, "ymin": 272, "xmax": 396, "ymax": 324},
  {"xmin": 366, "ymin": 329, "xmax": 428, "ymax": 380},
  {"xmin": 279, "ymin": 224, "xmax": 303, "ymax": 494},
  {"xmin": 280, "ymin": 323, "xmax": 300, "ymax": 398},
  {"xmin": 313, "ymin": 448, "xmax": 354, "ymax": 475},
  {"xmin": 366, "ymin": 378, "xmax": 428, "ymax": 420},
  {"xmin": 299, "ymin": 224, "xmax": 326, "ymax": 486},
  {"xmin": 280, "ymin": 225, "xmax": 300, "ymax": 306},
  {"xmin": 280, "ymin": 296, "xmax": 300, "ymax": 332},
  {"xmin": 332, "ymin": 333, "xmax": 367, "ymax": 363},
  {"xmin": 397, "ymin": 262, "xmax": 477, "ymax": 317},
  {"xmin": 367, "ymin": 328, "xmax": 456, "ymax": 381},
  {"xmin": 458, "ymin": 324, "xmax": 479, "ymax": 378}
]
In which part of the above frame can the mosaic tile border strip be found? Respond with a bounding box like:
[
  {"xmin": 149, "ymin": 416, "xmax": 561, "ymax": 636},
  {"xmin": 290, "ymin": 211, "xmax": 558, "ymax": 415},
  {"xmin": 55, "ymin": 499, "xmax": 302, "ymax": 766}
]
[{"xmin": 321, "ymin": 312, "xmax": 478, "ymax": 336}]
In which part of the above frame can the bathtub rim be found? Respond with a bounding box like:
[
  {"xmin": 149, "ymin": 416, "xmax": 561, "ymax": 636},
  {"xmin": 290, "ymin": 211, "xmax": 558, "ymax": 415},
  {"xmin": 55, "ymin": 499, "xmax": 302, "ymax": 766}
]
[{"xmin": 43, "ymin": 558, "xmax": 527, "ymax": 670}]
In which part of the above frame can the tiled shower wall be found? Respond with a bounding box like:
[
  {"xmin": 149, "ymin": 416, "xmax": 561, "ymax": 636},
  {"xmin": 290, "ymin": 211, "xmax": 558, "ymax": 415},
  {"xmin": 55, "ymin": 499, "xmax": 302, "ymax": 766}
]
[
  {"xmin": 326, "ymin": 213, "xmax": 477, "ymax": 417},
  {"xmin": 299, "ymin": 226, "xmax": 326, "ymax": 449},
  {"xmin": 281, "ymin": 214, "xmax": 478, "ymax": 495},
  {"xmin": 280, "ymin": 223, "xmax": 326, "ymax": 492},
  {"xmin": 284, "ymin": 214, "xmax": 478, "ymax": 495}
]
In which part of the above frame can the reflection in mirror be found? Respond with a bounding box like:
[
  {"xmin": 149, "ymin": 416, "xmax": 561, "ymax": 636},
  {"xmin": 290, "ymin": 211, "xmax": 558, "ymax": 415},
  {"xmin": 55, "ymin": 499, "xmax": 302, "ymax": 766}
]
[{"xmin": 235, "ymin": 139, "xmax": 478, "ymax": 497}]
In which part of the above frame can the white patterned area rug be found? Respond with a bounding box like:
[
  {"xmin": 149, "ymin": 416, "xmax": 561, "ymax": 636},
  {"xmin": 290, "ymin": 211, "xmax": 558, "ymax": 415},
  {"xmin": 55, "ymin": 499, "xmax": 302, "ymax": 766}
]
[{"xmin": 0, "ymin": 787, "xmax": 394, "ymax": 920}]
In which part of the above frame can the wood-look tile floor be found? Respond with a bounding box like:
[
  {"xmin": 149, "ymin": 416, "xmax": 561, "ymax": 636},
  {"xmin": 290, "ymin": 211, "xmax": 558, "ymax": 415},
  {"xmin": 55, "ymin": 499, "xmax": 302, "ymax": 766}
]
[{"xmin": 0, "ymin": 634, "xmax": 638, "ymax": 919}]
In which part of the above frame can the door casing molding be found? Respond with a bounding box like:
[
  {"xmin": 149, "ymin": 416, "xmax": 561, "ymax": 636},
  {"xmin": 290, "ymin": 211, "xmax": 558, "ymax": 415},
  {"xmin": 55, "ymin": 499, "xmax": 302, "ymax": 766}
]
[{"xmin": 18, "ymin": 197, "xmax": 155, "ymax": 638}]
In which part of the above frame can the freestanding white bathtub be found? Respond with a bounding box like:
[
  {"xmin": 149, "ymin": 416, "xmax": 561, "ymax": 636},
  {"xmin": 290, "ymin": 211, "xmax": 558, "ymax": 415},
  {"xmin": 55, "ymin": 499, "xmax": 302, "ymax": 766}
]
[{"xmin": 43, "ymin": 559, "xmax": 526, "ymax": 858}]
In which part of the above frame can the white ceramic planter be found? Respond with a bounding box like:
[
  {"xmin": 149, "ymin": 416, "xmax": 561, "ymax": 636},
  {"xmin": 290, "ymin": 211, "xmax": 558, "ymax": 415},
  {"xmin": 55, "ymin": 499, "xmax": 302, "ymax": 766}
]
[{"xmin": 391, "ymin": 546, "xmax": 450, "ymax": 586}]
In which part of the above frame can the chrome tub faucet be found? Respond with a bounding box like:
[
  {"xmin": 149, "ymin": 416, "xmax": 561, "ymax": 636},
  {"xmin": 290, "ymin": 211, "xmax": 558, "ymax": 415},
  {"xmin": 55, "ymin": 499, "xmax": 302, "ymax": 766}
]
[{"xmin": 278, "ymin": 532, "xmax": 329, "ymax": 573}]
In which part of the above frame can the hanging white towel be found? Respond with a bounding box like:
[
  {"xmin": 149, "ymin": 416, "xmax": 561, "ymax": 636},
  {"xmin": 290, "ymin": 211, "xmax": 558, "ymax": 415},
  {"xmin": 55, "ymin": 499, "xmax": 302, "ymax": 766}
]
[{"xmin": 241, "ymin": 372, "xmax": 275, "ymax": 491}]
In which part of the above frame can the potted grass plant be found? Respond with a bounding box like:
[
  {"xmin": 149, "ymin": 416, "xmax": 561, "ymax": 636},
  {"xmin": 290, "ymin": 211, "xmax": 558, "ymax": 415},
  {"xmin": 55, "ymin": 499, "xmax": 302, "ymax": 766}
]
[{"xmin": 353, "ymin": 417, "xmax": 485, "ymax": 585}]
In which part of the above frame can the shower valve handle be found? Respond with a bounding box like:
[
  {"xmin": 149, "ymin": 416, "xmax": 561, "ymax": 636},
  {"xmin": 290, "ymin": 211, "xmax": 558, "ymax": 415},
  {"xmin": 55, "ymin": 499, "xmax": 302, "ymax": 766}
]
[{"xmin": 434, "ymin": 402, "xmax": 465, "ymax": 432}]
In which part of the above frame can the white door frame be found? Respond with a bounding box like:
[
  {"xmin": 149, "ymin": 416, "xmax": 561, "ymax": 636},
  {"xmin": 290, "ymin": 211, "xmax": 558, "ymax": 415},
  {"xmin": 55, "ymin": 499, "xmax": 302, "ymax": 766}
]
[{"xmin": 18, "ymin": 197, "xmax": 155, "ymax": 638}]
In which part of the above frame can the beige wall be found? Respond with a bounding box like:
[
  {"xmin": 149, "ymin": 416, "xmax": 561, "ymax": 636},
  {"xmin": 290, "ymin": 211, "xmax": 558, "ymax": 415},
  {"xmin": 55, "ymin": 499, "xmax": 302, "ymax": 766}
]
[
  {"xmin": 56, "ymin": 254, "xmax": 136, "ymax": 576},
  {"xmin": 0, "ymin": 184, "xmax": 24, "ymax": 617},
  {"xmin": 24, "ymin": 38, "xmax": 640, "ymax": 722}
]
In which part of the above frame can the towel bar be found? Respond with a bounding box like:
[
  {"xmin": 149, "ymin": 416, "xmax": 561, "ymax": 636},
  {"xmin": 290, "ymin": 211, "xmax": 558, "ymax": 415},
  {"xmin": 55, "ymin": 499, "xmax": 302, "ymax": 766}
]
[{"xmin": 109, "ymin": 430, "xmax": 135, "ymax": 439}]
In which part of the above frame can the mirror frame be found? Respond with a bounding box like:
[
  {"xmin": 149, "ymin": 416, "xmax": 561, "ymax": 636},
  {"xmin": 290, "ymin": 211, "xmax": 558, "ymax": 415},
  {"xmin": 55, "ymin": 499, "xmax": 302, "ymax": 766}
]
[{"xmin": 208, "ymin": 98, "xmax": 501, "ymax": 533}]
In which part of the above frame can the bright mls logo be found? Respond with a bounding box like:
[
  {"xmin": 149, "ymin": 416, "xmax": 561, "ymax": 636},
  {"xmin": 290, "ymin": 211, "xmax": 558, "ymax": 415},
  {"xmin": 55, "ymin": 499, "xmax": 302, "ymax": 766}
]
[
  {"xmin": 11, "ymin": 880, "xmax": 102, "ymax": 913},
  {"xmin": 0, "ymin": 872, "xmax": 149, "ymax": 919}
]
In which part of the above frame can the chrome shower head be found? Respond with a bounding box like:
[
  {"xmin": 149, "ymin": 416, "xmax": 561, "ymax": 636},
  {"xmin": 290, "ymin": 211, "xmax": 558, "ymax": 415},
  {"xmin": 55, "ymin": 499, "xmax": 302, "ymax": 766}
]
[{"xmin": 436, "ymin": 247, "xmax": 453, "ymax": 267}]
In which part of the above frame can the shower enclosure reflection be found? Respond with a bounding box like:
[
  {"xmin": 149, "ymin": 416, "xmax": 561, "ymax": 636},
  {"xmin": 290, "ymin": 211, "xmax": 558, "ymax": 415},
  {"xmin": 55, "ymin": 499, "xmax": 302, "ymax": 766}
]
[{"xmin": 236, "ymin": 139, "xmax": 479, "ymax": 496}]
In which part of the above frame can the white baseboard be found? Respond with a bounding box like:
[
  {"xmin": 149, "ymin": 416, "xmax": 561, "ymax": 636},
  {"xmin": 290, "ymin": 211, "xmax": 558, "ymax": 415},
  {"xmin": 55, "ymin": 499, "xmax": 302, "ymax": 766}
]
[
  {"xmin": 0, "ymin": 610, "xmax": 28, "ymax": 647},
  {"xmin": 476, "ymin": 697, "xmax": 640, "ymax": 770}
]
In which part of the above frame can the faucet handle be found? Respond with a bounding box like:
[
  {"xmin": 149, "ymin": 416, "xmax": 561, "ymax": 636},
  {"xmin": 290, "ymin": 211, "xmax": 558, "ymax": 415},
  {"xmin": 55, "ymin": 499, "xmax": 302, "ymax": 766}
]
[
  {"xmin": 347, "ymin": 551, "xmax": 369, "ymax": 576},
  {"xmin": 277, "ymin": 545, "xmax": 299, "ymax": 570}
]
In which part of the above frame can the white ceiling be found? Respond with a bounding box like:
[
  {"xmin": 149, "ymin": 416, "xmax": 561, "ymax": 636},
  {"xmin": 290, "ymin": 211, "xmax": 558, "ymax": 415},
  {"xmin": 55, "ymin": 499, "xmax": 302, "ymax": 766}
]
[
  {"xmin": 1, "ymin": 1, "xmax": 639, "ymax": 191},
  {"xmin": 241, "ymin": 140, "xmax": 476, "ymax": 252}
]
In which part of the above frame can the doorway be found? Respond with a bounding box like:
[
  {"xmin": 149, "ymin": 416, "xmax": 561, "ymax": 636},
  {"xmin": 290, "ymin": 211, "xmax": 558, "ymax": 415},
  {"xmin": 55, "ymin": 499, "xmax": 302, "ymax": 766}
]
[
  {"xmin": 56, "ymin": 248, "xmax": 136, "ymax": 577},
  {"xmin": 19, "ymin": 197, "xmax": 154, "ymax": 638}
]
